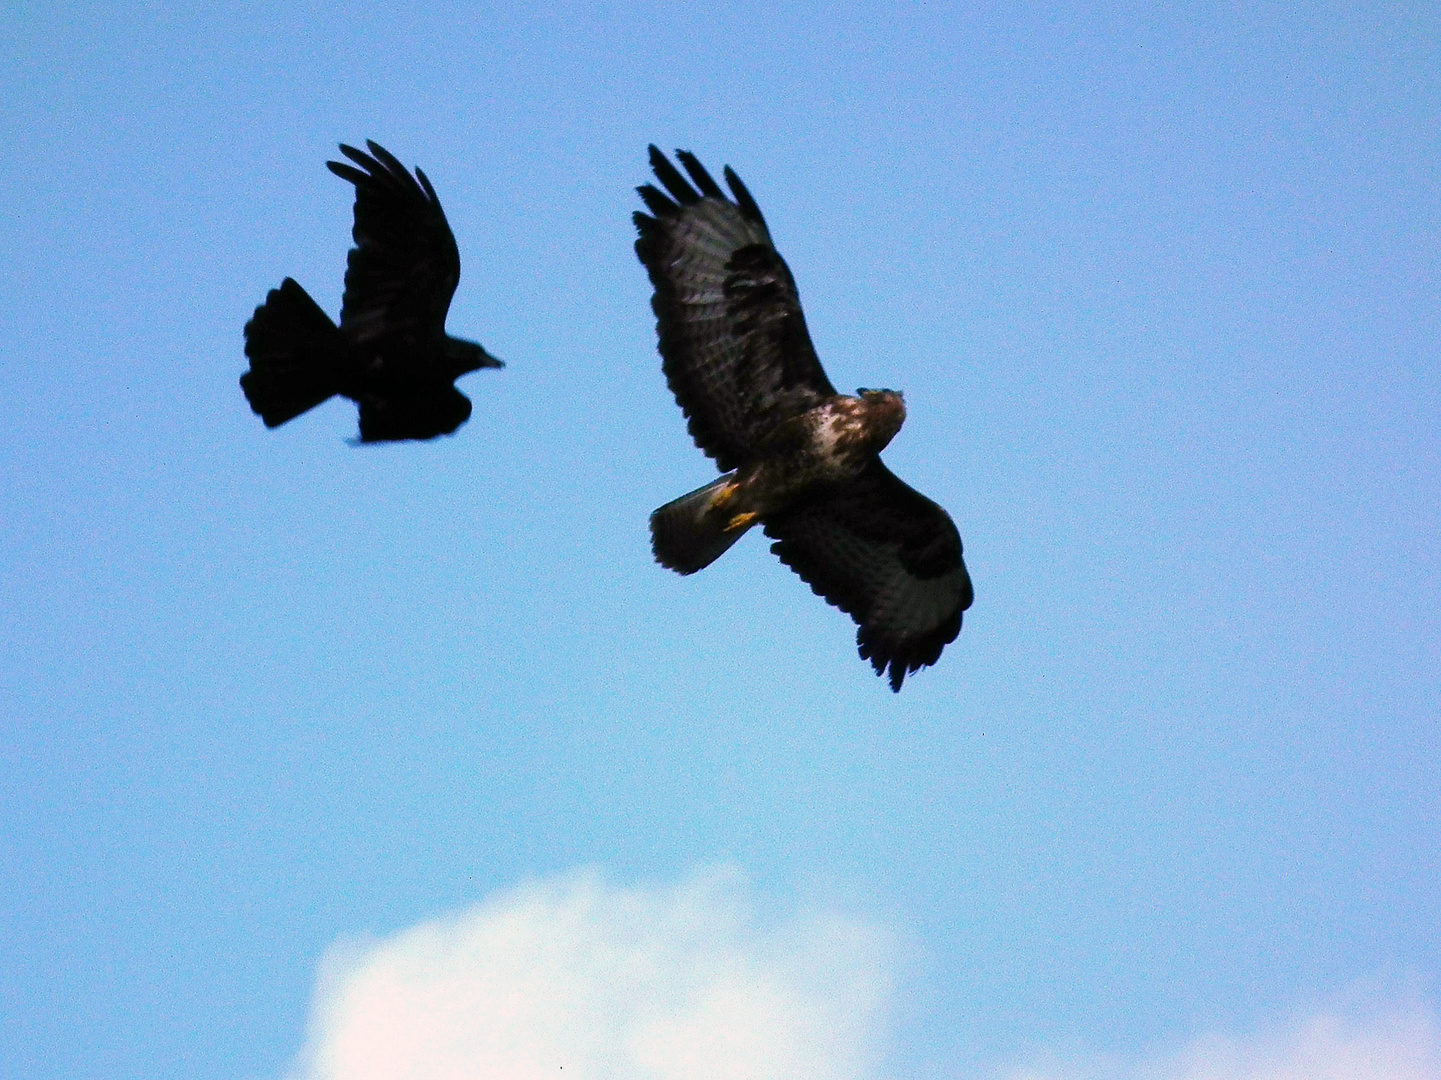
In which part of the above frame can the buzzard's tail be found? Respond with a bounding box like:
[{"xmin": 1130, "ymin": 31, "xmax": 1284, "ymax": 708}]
[
  {"xmin": 241, "ymin": 278, "xmax": 348, "ymax": 428},
  {"xmin": 650, "ymin": 474, "xmax": 753, "ymax": 575}
]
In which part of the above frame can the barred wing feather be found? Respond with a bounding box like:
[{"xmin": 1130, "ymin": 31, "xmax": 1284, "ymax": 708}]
[
  {"xmin": 634, "ymin": 146, "xmax": 835, "ymax": 472},
  {"xmin": 765, "ymin": 462, "xmax": 973, "ymax": 691}
]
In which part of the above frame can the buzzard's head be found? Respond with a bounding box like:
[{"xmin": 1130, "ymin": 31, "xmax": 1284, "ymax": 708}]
[{"xmin": 856, "ymin": 388, "xmax": 906, "ymax": 449}]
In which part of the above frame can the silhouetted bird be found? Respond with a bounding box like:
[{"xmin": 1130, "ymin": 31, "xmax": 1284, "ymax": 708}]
[
  {"xmin": 635, "ymin": 147, "xmax": 972, "ymax": 690},
  {"xmin": 241, "ymin": 141, "xmax": 502, "ymax": 442}
]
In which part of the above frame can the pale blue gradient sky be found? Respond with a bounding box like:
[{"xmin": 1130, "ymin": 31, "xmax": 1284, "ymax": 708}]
[{"xmin": 1, "ymin": 3, "xmax": 1437, "ymax": 1079}]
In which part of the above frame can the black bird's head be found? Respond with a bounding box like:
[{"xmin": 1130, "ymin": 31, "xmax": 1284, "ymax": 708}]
[{"xmin": 444, "ymin": 336, "xmax": 505, "ymax": 378}]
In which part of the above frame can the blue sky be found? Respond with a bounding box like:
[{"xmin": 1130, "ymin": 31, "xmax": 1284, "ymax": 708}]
[{"xmin": 1, "ymin": 3, "xmax": 1438, "ymax": 1079}]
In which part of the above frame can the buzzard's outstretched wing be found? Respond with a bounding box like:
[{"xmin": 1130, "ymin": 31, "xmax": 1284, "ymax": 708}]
[
  {"xmin": 634, "ymin": 147, "xmax": 836, "ymax": 472},
  {"xmin": 765, "ymin": 461, "xmax": 972, "ymax": 691},
  {"xmin": 327, "ymin": 141, "xmax": 461, "ymax": 351}
]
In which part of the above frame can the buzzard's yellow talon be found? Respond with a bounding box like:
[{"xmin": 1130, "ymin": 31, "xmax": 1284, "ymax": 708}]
[
  {"xmin": 724, "ymin": 511, "xmax": 759, "ymax": 532},
  {"xmin": 710, "ymin": 483, "xmax": 739, "ymax": 511}
]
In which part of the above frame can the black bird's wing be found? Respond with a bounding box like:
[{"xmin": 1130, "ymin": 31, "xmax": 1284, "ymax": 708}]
[
  {"xmin": 765, "ymin": 461, "xmax": 972, "ymax": 691},
  {"xmin": 327, "ymin": 141, "xmax": 461, "ymax": 352},
  {"xmin": 634, "ymin": 147, "xmax": 836, "ymax": 472},
  {"xmin": 356, "ymin": 386, "xmax": 473, "ymax": 443}
]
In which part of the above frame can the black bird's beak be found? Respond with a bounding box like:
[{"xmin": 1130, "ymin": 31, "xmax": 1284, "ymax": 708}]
[
  {"xmin": 463, "ymin": 346, "xmax": 504, "ymax": 374},
  {"xmin": 445, "ymin": 337, "xmax": 505, "ymax": 375}
]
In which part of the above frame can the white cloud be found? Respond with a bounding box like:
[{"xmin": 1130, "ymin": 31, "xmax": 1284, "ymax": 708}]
[
  {"xmin": 1005, "ymin": 999, "xmax": 1441, "ymax": 1080},
  {"xmin": 287, "ymin": 867, "xmax": 893, "ymax": 1080},
  {"xmin": 286, "ymin": 865, "xmax": 1440, "ymax": 1080}
]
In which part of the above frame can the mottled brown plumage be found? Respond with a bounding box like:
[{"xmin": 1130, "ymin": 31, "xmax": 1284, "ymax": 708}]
[{"xmin": 636, "ymin": 147, "xmax": 972, "ymax": 690}]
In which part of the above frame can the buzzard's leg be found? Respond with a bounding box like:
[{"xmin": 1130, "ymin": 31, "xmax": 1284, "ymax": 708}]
[
  {"xmin": 710, "ymin": 482, "xmax": 741, "ymax": 510},
  {"xmin": 650, "ymin": 472, "xmax": 753, "ymax": 575}
]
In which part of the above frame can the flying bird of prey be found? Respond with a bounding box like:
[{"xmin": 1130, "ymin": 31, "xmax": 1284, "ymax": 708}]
[
  {"xmin": 635, "ymin": 147, "xmax": 972, "ymax": 691},
  {"xmin": 241, "ymin": 141, "xmax": 502, "ymax": 442}
]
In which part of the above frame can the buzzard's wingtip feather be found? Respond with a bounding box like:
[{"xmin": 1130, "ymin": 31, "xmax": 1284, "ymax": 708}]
[
  {"xmin": 724, "ymin": 166, "xmax": 767, "ymax": 227},
  {"xmin": 637, "ymin": 184, "xmax": 677, "ymax": 218},
  {"xmin": 675, "ymin": 149, "xmax": 726, "ymax": 199},
  {"xmin": 649, "ymin": 148, "xmax": 701, "ymax": 206}
]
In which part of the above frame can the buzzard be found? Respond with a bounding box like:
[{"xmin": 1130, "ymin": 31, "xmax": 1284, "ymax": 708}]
[
  {"xmin": 635, "ymin": 147, "xmax": 973, "ymax": 691},
  {"xmin": 241, "ymin": 141, "xmax": 502, "ymax": 442}
]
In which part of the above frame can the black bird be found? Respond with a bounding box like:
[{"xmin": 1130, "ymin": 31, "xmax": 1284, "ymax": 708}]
[
  {"xmin": 635, "ymin": 147, "xmax": 972, "ymax": 691},
  {"xmin": 241, "ymin": 141, "xmax": 502, "ymax": 442}
]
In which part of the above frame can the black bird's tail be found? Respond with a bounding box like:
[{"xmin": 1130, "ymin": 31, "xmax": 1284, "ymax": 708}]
[
  {"xmin": 241, "ymin": 278, "xmax": 348, "ymax": 428},
  {"xmin": 650, "ymin": 473, "xmax": 753, "ymax": 574}
]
